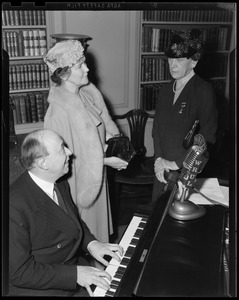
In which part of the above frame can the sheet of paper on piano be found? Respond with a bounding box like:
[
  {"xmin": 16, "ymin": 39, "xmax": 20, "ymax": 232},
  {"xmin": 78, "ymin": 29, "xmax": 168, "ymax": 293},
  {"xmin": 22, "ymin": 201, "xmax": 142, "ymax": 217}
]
[{"xmin": 188, "ymin": 177, "xmax": 229, "ymax": 207}]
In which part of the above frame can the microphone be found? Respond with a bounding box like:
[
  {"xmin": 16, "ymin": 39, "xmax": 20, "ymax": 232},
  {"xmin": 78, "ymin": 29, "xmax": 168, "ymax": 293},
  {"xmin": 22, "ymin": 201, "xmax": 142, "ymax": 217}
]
[
  {"xmin": 178, "ymin": 134, "xmax": 208, "ymax": 189},
  {"xmin": 169, "ymin": 134, "xmax": 208, "ymax": 220}
]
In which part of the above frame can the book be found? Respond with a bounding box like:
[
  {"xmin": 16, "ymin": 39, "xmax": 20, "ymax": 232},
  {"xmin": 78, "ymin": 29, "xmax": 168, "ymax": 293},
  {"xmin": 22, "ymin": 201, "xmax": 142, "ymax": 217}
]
[
  {"xmin": 4, "ymin": 10, "xmax": 10, "ymax": 26},
  {"xmin": 28, "ymin": 10, "xmax": 33, "ymax": 25},
  {"xmin": 35, "ymin": 64, "xmax": 41, "ymax": 88},
  {"xmin": 38, "ymin": 30, "xmax": 47, "ymax": 55},
  {"xmin": 22, "ymin": 30, "xmax": 30, "ymax": 56},
  {"xmin": 11, "ymin": 65, "xmax": 17, "ymax": 90},
  {"xmin": 36, "ymin": 10, "xmax": 42, "ymax": 25},
  {"xmin": 19, "ymin": 65, "xmax": 25, "ymax": 89},
  {"xmin": 25, "ymin": 94, "xmax": 32, "ymax": 123},
  {"xmin": 19, "ymin": 95, "xmax": 27, "ymax": 123},
  {"xmin": 23, "ymin": 65, "xmax": 29, "ymax": 89},
  {"xmin": 41, "ymin": 11, "xmax": 46, "ymax": 25},
  {"xmin": 28, "ymin": 93, "xmax": 37, "ymax": 122},
  {"xmin": 12, "ymin": 31, "xmax": 19, "ymax": 57},
  {"xmin": 18, "ymin": 30, "xmax": 24, "ymax": 57},
  {"xmin": 9, "ymin": 31, "xmax": 15, "ymax": 57},
  {"xmin": 44, "ymin": 64, "xmax": 49, "ymax": 87},
  {"xmin": 32, "ymin": 10, "xmax": 37, "ymax": 25},
  {"xmin": 15, "ymin": 65, "xmax": 21, "ymax": 90},
  {"xmin": 13, "ymin": 10, "xmax": 19, "ymax": 25},
  {"xmin": 27, "ymin": 64, "xmax": 33, "ymax": 89},
  {"xmin": 42, "ymin": 91, "xmax": 49, "ymax": 114},
  {"xmin": 13, "ymin": 95, "xmax": 22, "ymax": 124},
  {"xmin": 2, "ymin": 31, "xmax": 7, "ymax": 52},
  {"xmin": 39, "ymin": 64, "xmax": 45, "ymax": 88},
  {"xmin": 9, "ymin": 10, "xmax": 15, "ymax": 25},
  {"xmin": 33, "ymin": 30, "xmax": 40, "ymax": 56},
  {"xmin": 9, "ymin": 66, "xmax": 13, "ymax": 91},
  {"xmin": 2, "ymin": 10, "xmax": 6, "ymax": 26},
  {"xmin": 31, "ymin": 64, "xmax": 37, "ymax": 88},
  {"xmin": 19, "ymin": 10, "xmax": 24, "ymax": 25},
  {"xmin": 35, "ymin": 92, "xmax": 44, "ymax": 121},
  {"xmin": 28, "ymin": 30, "xmax": 34, "ymax": 56},
  {"xmin": 24, "ymin": 10, "xmax": 29, "ymax": 25},
  {"xmin": 5, "ymin": 31, "xmax": 11, "ymax": 56}
]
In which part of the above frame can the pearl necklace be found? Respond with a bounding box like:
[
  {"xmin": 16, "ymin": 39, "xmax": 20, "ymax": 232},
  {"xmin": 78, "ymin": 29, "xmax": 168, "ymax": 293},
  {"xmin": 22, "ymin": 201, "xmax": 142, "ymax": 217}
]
[{"xmin": 173, "ymin": 80, "xmax": 185, "ymax": 93}]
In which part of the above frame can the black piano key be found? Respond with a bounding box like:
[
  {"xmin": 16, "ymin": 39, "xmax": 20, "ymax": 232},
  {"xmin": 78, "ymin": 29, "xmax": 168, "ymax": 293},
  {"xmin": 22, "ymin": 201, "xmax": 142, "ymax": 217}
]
[
  {"xmin": 118, "ymin": 266, "xmax": 126, "ymax": 272},
  {"xmin": 105, "ymin": 290, "xmax": 115, "ymax": 296},
  {"xmin": 125, "ymin": 246, "xmax": 135, "ymax": 256},
  {"xmin": 134, "ymin": 228, "xmax": 143, "ymax": 238},
  {"xmin": 116, "ymin": 267, "xmax": 125, "ymax": 275},
  {"xmin": 114, "ymin": 273, "xmax": 123, "ymax": 280},
  {"xmin": 130, "ymin": 238, "xmax": 139, "ymax": 246},
  {"xmin": 121, "ymin": 257, "xmax": 130, "ymax": 266},
  {"xmin": 138, "ymin": 222, "xmax": 146, "ymax": 229},
  {"xmin": 110, "ymin": 283, "xmax": 118, "ymax": 289},
  {"xmin": 111, "ymin": 279, "xmax": 120, "ymax": 286}
]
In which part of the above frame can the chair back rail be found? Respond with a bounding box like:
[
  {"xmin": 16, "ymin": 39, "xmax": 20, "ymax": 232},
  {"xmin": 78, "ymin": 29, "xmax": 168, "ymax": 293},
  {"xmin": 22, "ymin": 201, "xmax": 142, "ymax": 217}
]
[{"xmin": 113, "ymin": 109, "xmax": 154, "ymax": 157}]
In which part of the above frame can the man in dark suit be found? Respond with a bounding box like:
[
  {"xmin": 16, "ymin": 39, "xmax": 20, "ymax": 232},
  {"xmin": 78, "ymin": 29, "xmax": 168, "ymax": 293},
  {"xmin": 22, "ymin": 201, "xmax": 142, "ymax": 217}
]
[{"xmin": 9, "ymin": 129, "xmax": 123, "ymax": 296}]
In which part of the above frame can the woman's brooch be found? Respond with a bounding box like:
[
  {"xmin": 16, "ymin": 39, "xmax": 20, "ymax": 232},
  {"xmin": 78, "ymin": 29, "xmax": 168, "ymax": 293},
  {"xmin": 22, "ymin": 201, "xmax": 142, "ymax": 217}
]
[{"xmin": 179, "ymin": 102, "xmax": 186, "ymax": 114}]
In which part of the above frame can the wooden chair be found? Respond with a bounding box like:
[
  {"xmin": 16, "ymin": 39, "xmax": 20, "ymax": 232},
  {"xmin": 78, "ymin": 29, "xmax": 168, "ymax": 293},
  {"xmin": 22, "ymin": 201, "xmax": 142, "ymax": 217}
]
[{"xmin": 108, "ymin": 109, "xmax": 155, "ymax": 225}]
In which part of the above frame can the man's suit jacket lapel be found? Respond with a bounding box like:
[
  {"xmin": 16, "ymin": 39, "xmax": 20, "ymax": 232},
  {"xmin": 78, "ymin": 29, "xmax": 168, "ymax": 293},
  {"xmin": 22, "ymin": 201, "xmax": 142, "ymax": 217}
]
[{"xmin": 24, "ymin": 173, "xmax": 82, "ymax": 240}]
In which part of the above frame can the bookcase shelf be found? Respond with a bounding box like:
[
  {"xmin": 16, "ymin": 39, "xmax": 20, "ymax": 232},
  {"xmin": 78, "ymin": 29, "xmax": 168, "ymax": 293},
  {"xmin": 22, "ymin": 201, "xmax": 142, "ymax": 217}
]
[
  {"xmin": 138, "ymin": 4, "xmax": 234, "ymax": 113},
  {"xmin": 9, "ymin": 56, "xmax": 46, "ymax": 61},
  {"xmin": 15, "ymin": 122, "xmax": 44, "ymax": 135},
  {"xmin": 2, "ymin": 9, "xmax": 50, "ymax": 135},
  {"xmin": 2, "ymin": 25, "xmax": 46, "ymax": 29},
  {"xmin": 10, "ymin": 88, "xmax": 49, "ymax": 94}
]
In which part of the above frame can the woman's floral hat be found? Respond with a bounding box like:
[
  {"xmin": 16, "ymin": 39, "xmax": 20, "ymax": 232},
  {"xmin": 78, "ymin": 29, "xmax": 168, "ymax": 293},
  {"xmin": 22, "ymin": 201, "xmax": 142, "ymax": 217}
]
[
  {"xmin": 43, "ymin": 40, "xmax": 85, "ymax": 73},
  {"xmin": 165, "ymin": 29, "xmax": 204, "ymax": 58}
]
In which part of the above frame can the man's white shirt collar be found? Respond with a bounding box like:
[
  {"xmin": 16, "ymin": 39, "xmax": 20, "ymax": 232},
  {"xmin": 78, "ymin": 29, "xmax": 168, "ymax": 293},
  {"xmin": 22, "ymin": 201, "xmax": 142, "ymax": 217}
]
[{"xmin": 28, "ymin": 171, "xmax": 54, "ymax": 200}]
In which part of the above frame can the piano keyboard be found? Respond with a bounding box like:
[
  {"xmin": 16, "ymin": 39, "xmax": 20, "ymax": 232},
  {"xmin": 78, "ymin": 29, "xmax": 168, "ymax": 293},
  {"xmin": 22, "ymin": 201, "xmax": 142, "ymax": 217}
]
[{"xmin": 93, "ymin": 215, "xmax": 148, "ymax": 297}]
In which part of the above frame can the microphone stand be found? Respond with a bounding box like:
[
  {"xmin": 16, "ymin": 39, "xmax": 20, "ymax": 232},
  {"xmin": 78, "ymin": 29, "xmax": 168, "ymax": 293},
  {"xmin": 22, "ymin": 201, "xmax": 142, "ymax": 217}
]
[
  {"xmin": 169, "ymin": 181, "xmax": 206, "ymax": 221},
  {"xmin": 168, "ymin": 134, "xmax": 207, "ymax": 221}
]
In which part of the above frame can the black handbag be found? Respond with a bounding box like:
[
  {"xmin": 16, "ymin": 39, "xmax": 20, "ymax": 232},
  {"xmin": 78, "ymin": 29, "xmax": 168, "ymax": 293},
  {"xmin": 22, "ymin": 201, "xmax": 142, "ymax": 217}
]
[
  {"xmin": 106, "ymin": 134, "xmax": 136, "ymax": 162},
  {"xmin": 183, "ymin": 120, "xmax": 200, "ymax": 149}
]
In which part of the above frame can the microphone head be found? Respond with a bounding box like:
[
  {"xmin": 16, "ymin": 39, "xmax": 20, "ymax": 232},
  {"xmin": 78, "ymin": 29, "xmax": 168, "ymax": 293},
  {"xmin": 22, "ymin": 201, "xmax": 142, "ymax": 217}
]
[{"xmin": 183, "ymin": 134, "xmax": 207, "ymax": 170}]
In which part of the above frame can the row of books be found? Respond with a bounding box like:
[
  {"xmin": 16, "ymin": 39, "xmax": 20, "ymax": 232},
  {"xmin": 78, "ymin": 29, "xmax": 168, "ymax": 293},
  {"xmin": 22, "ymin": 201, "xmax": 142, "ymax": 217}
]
[
  {"xmin": 142, "ymin": 27, "xmax": 173, "ymax": 53},
  {"xmin": 9, "ymin": 91, "xmax": 49, "ymax": 125},
  {"xmin": 142, "ymin": 9, "xmax": 233, "ymax": 22},
  {"xmin": 9, "ymin": 63, "xmax": 49, "ymax": 91},
  {"xmin": 2, "ymin": 29, "xmax": 47, "ymax": 57},
  {"xmin": 2, "ymin": 10, "xmax": 46, "ymax": 26},
  {"xmin": 140, "ymin": 83, "xmax": 164, "ymax": 111},
  {"xmin": 143, "ymin": 27, "xmax": 231, "ymax": 53},
  {"xmin": 141, "ymin": 57, "xmax": 171, "ymax": 82}
]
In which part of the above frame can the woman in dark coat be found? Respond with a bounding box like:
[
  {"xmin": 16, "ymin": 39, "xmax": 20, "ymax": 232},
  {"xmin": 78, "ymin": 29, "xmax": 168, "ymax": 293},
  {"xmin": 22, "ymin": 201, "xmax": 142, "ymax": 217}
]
[{"xmin": 152, "ymin": 29, "xmax": 218, "ymax": 201}]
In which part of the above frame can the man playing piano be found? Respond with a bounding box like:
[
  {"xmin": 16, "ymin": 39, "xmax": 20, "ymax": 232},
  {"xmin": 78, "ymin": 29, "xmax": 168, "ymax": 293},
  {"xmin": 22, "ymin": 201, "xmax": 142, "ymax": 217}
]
[{"xmin": 9, "ymin": 129, "xmax": 123, "ymax": 297}]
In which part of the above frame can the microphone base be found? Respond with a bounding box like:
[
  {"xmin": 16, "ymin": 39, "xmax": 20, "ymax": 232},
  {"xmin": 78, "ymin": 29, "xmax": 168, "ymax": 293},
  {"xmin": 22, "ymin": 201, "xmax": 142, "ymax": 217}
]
[{"xmin": 169, "ymin": 200, "xmax": 206, "ymax": 221}]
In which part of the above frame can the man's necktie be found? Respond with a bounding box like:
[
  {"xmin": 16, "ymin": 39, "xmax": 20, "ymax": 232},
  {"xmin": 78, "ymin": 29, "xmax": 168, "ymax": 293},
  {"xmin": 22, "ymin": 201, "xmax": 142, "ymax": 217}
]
[{"xmin": 54, "ymin": 184, "xmax": 69, "ymax": 215}]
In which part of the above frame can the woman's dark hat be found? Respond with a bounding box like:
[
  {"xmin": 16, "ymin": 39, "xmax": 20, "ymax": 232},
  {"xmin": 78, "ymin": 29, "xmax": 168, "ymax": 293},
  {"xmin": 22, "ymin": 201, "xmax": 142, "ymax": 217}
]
[{"xmin": 165, "ymin": 29, "xmax": 204, "ymax": 58}]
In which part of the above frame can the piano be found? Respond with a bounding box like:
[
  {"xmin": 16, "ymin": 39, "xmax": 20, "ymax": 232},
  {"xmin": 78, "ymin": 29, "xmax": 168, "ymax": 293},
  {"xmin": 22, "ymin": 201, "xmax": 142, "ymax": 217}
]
[{"xmin": 93, "ymin": 184, "xmax": 227, "ymax": 297}]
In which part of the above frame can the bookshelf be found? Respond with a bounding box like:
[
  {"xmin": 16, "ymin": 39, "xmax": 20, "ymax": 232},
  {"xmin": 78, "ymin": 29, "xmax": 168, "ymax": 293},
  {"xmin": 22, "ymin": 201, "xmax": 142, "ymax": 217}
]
[
  {"xmin": 139, "ymin": 3, "xmax": 234, "ymax": 119},
  {"xmin": 2, "ymin": 9, "xmax": 50, "ymax": 134}
]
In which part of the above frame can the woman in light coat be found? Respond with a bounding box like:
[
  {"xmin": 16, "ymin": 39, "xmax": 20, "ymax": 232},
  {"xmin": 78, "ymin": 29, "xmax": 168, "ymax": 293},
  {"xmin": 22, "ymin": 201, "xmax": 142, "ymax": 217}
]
[{"xmin": 43, "ymin": 40, "xmax": 128, "ymax": 243}]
